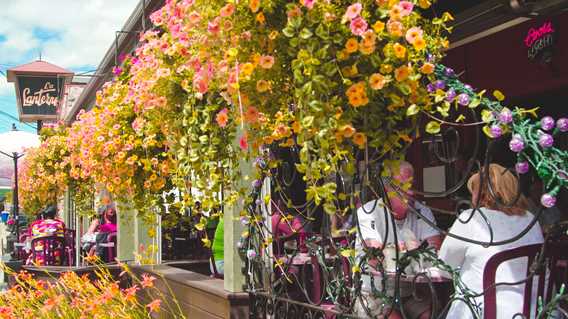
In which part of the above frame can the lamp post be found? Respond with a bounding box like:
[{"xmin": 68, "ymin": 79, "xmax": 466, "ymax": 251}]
[{"xmin": 0, "ymin": 150, "xmax": 24, "ymax": 239}]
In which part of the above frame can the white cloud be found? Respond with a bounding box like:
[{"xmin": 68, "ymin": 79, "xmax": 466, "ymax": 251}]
[
  {"xmin": 0, "ymin": 76, "xmax": 14, "ymax": 96},
  {"xmin": 0, "ymin": 0, "xmax": 140, "ymax": 69}
]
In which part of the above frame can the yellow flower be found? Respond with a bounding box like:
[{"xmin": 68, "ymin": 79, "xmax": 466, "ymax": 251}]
[
  {"xmin": 389, "ymin": 5, "xmax": 402, "ymax": 20},
  {"xmin": 359, "ymin": 42, "xmax": 375, "ymax": 55},
  {"xmin": 362, "ymin": 30, "xmax": 376, "ymax": 43},
  {"xmin": 369, "ymin": 73, "xmax": 386, "ymax": 90},
  {"xmin": 342, "ymin": 65, "xmax": 358, "ymax": 77},
  {"xmin": 352, "ymin": 133, "xmax": 367, "ymax": 148},
  {"xmin": 420, "ymin": 62, "xmax": 434, "ymax": 74},
  {"xmin": 256, "ymin": 80, "xmax": 271, "ymax": 92},
  {"xmin": 418, "ymin": 0, "xmax": 431, "ymax": 9},
  {"xmin": 373, "ymin": 21, "xmax": 385, "ymax": 33},
  {"xmin": 346, "ymin": 82, "xmax": 369, "ymax": 107},
  {"xmin": 345, "ymin": 38, "xmax": 359, "ymax": 53},
  {"xmin": 393, "ymin": 43, "xmax": 406, "ymax": 59},
  {"xmin": 249, "ymin": 0, "xmax": 260, "ymax": 13},
  {"xmin": 339, "ymin": 124, "xmax": 356, "ymax": 138},
  {"xmin": 256, "ymin": 12, "xmax": 266, "ymax": 24},
  {"xmin": 380, "ymin": 64, "xmax": 393, "ymax": 74},
  {"xmin": 269, "ymin": 30, "xmax": 279, "ymax": 40},
  {"xmin": 413, "ymin": 37, "xmax": 426, "ymax": 51},
  {"xmin": 394, "ymin": 65, "xmax": 410, "ymax": 82},
  {"xmin": 291, "ymin": 121, "xmax": 301, "ymax": 133},
  {"xmin": 241, "ymin": 63, "xmax": 255, "ymax": 76},
  {"xmin": 337, "ymin": 49, "xmax": 349, "ymax": 61}
]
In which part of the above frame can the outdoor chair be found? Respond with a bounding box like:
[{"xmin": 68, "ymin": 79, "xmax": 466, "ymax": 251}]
[
  {"xmin": 483, "ymin": 241, "xmax": 568, "ymax": 319},
  {"xmin": 14, "ymin": 231, "xmax": 30, "ymax": 261},
  {"xmin": 64, "ymin": 229, "xmax": 75, "ymax": 266},
  {"xmin": 87, "ymin": 231, "xmax": 117, "ymax": 263},
  {"xmin": 30, "ymin": 235, "xmax": 66, "ymax": 266}
]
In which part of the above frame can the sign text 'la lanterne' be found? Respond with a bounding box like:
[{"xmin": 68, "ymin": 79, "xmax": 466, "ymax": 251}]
[{"xmin": 16, "ymin": 76, "xmax": 64, "ymax": 118}]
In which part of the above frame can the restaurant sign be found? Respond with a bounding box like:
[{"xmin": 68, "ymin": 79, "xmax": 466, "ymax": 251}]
[
  {"xmin": 524, "ymin": 21, "xmax": 556, "ymax": 62},
  {"xmin": 16, "ymin": 76, "xmax": 64, "ymax": 121}
]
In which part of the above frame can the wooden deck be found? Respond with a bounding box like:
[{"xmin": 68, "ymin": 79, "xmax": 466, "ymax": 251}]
[{"xmin": 132, "ymin": 262, "xmax": 249, "ymax": 319}]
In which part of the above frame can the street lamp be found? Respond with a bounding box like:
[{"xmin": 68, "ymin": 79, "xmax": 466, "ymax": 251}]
[
  {"xmin": 0, "ymin": 149, "xmax": 24, "ymax": 238},
  {"xmin": 0, "ymin": 124, "xmax": 39, "ymax": 250}
]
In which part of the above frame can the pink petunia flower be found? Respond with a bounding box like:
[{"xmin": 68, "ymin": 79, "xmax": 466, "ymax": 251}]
[
  {"xmin": 219, "ymin": 3, "xmax": 235, "ymax": 17},
  {"xmin": 350, "ymin": 16, "xmax": 368, "ymax": 36},
  {"xmin": 344, "ymin": 3, "xmax": 362, "ymax": 21},
  {"xmin": 303, "ymin": 0, "xmax": 315, "ymax": 10},
  {"xmin": 399, "ymin": 1, "xmax": 414, "ymax": 16},
  {"xmin": 405, "ymin": 27, "xmax": 423, "ymax": 44}
]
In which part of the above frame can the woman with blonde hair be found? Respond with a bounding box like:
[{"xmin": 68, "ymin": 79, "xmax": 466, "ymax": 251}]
[{"xmin": 439, "ymin": 163, "xmax": 543, "ymax": 318}]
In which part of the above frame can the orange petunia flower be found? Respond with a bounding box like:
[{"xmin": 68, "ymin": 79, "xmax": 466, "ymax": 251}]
[{"xmin": 352, "ymin": 133, "xmax": 367, "ymax": 148}]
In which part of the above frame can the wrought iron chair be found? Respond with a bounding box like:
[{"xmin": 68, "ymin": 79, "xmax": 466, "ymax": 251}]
[
  {"xmin": 483, "ymin": 241, "xmax": 568, "ymax": 319},
  {"xmin": 30, "ymin": 236, "xmax": 66, "ymax": 266},
  {"xmin": 14, "ymin": 231, "xmax": 30, "ymax": 261},
  {"xmin": 88, "ymin": 231, "xmax": 117, "ymax": 263},
  {"xmin": 64, "ymin": 229, "xmax": 75, "ymax": 266}
]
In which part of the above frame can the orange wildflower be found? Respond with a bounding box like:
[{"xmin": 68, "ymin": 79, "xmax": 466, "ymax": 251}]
[
  {"xmin": 394, "ymin": 66, "xmax": 410, "ymax": 82},
  {"xmin": 369, "ymin": 73, "xmax": 386, "ymax": 90},
  {"xmin": 259, "ymin": 55, "xmax": 275, "ymax": 69},
  {"xmin": 147, "ymin": 299, "xmax": 162, "ymax": 313},
  {"xmin": 345, "ymin": 38, "xmax": 359, "ymax": 53},
  {"xmin": 249, "ymin": 0, "xmax": 260, "ymax": 12},
  {"xmin": 420, "ymin": 62, "xmax": 434, "ymax": 74},
  {"xmin": 352, "ymin": 133, "xmax": 367, "ymax": 148},
  {"xmin": 216, "ymin": 108, "xmax": 229, "ymax": 128}
]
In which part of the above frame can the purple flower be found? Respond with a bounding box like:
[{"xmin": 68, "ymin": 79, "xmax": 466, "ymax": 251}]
[
  {"xmin": 541, "ymin": 193, "xmax": 556, "ymax": 208},
  {"xmin": 427, "ymin": 83, "xmax": 435, "ymax": 93},
  {"xmin": 509, "ymin": 134, "xmax": 525, "ymax": 153},
  {"xmin": 446, "ymin": 89, "xmax": 456, "ymax": 102},
  {"xmin": 515, "ymin": 161, "xmax": 529, "ymax": 174},
  {"xmin": 112, "ymin": 66, "xmax": 123, "ymax": 76},
  {"xmin": 240, "ymin": 216, "xmax": 250, "ymax": 226},
  {"xmin": 255, "ymin": 199, "xmax": 262, "ymax": 206},
  {"xmin": 538, "ymin": 133, "xmax": 554, "ymax": 148},
  {"xmin": 426, "ymin": 54, "xmax": 434, "ymax": 62},
  {"xmin": 433, "ymin": 80, "xmax": 446, "ymax": 90},
  {"xmin": 490, "ymin": 125, "xmax": 503, "ymax": 138},
  {"xmin": 457, "ymin": 93, "xmax": 470, "ymax": 106},
  {"xmin": 444, "ymin": 67, "xmax": 455, "ymax": 77},
  {"xmin": 540, "ymin": 116, "xmax": 555, "ymax": 131},
  {"xmin": 499, "ymin": 108, "xmax": 513, "ymax": 124},
  {"xmin": 254, "ymin": 157, "xmax": 267, "ymax": 169},
  {"xmin": 557, "ymin": 118, "xmax": 568, "ymax": 132},
  {"xmin": 464, "ymin": 84, "xmax": 473, "ymax": 91},
  {"xmin": 252, "ymin": 179, "xmax": 262, "ymax": 188},
  {"xmin": 246, "ymin": 249, "xmax": 257, "ymax": 259}
]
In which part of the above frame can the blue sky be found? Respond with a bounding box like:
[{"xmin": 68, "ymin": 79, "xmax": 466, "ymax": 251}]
[{"xmin": 0, "ymin": 0, "xmax": 139, "ymax": 133}]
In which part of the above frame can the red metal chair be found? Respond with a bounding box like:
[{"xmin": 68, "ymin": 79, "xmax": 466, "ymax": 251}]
[
  {"xmin": 483, "ymin": 242, "xmax": 568, "ymax": 319},
  {"xmin": 30, "ymin": 236, "xmax": 66, "ymax": 266}
]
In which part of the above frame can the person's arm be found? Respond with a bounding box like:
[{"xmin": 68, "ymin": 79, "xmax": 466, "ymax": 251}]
[
  {"xmin": 424, "ymin": 234, "xmax": 443, "ymax": 251},
  {"xmin": 415, "ymin": 204, "xmax": 442, "ymax": 250},
  {"xmin": 86, "ymin": 219, "xmax": 100, "ymax": 235},
  {"xmin": 438, "ymin": 212, "xmax": 471, "ymax": 270}
]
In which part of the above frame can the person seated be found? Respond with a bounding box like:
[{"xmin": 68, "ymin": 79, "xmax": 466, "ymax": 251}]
[
  {"xmin": 355, "ymin": 161, "xmax": 442, "ymax": 319},
  {"xmin": 438, "ymin": 163, "xmax": 543, "ymax": 318},
  {"xmin": 82, "ymin": 204, "xmax": 117, "ymax": 261},
  {"xmin": 271, "ymin": 199, "xmax": 307, "ymax": 254},
  {"xmin": 94, "ymin": 204, "xmax": 117, "ymax": 260},
  {"xmin": 27, "ymin": 205, "xmax": 65, "ymax": 266},
  {"xmin": 211, "ymin": 217, "xmax": 224, "ymax": 276}
]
